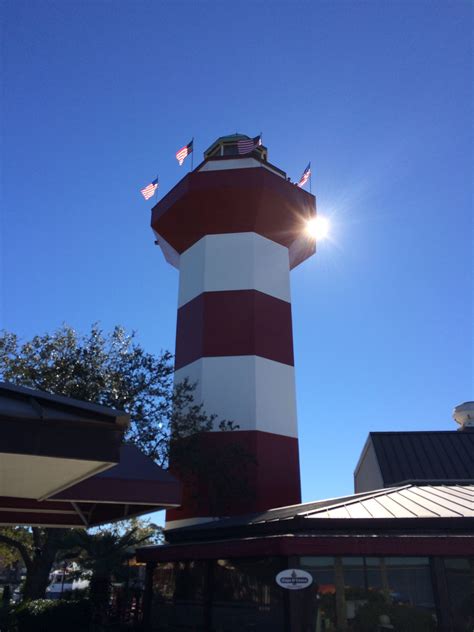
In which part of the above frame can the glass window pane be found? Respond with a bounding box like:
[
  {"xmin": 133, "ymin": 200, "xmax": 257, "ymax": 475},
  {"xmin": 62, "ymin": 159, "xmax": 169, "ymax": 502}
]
[
  {"xmin": 298, "ymin": 556, "xmax": 338, "ymax": 632},
  {"xmin": 152, "ymin": 562, "xmax": 176, "ymax": 602},
  {"xmin": 444, "ymin": 557, "xmax": 474, "ymax": 632},
  {"xmin": 151, "ymin": 561, "xmax": 207, "ymax": 632},
  {"xmin": 353, "ymin": 557, "xmax": 437, "ymax": 632},
  {"xmin": 365, "ymin": 557, "xmax": 384, "ymax": 593},
  {"xmin": 223, "ymin": 144, "xmax": 239, "ymax": 156},
  {"xmin": 296, "ymin": 557, "xmax": 437, "ymax": 631},
  {"xmin": 342, "ymin": 557, "xmax": 367, "ymax": 623},
  {"xmin": 385, "ymin": 557, "xmax": 434, "ymax": 608},
  {"xmin": 211, "ymin": 557, "xmax": 286, "ymax": 632}
]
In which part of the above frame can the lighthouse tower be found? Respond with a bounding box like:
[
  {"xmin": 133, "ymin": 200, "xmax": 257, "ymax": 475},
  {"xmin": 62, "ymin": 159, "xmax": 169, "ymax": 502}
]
[{"xmin": 152, "ymin": 135, "xmax": 316, "ymax": 528}]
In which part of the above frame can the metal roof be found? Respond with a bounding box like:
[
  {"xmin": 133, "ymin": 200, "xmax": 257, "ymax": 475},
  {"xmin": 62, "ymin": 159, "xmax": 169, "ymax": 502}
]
[
  {"xmin": 0, "ymin": 383, "xmax": 181, "ymax": 527},
  {"xmin": 54, "ymin": 444, "xmax": 181, "ymax": 508},
  {"xmin": 369, "ymin": 431, "xmax": 474, "ymax": 485},
  {"xmin": 166, "ymin": 484, "xmax": 474, "ymax": 538},
  {"xmin": 0, "ymin": 444, "xmax": 182, "ymax": 528},
  {"xmin": 0, "ymin": 381, "xmax": 129, "ymax": 427},
  {"xmin": 56, "ymin": 443, "xmax": 181, "ymax": 526},
  {"xmin": 0, "ymin": 381, "xmax": 128, "ymax": 500},
  {"xmin": 303, "ymin": 484, "xmax": 474, "ymax": 520}
]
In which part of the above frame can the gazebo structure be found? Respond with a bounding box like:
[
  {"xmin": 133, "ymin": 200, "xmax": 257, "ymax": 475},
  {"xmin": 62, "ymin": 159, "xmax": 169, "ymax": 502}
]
[
  {"xmin": 138, "ymin": 400, "xmax": 474, "ymax": 631},
  {"xmin": 138, "ymin": 433, "xmax": 474, "ymax": 630},
  {"xmin": 138, "ymin": 135, "xmax": 474, "ymax": 632},
  {"xmin": 0, "ymin": 381, "xmax": 181, "ymax": 528}
]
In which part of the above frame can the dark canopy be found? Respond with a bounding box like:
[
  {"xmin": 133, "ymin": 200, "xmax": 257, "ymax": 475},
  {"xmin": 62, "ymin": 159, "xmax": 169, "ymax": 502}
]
[{"xmin": 0, "ymin": 382, "xmax": 181, "ymax": 527}]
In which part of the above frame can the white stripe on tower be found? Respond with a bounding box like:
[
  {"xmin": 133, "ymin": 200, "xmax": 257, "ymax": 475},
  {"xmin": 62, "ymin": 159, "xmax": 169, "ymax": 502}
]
[
  {"xmin": 178, "ymin": 232, "xmax": 291, "ymax": 308},
  {"xmin": 174, "ymin": 356, "xmax": 297, "ymax": 438}
]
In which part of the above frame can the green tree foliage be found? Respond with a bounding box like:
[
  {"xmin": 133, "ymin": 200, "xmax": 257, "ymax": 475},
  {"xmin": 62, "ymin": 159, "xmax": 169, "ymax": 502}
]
[
  {"xmin": 0, "ymin": 528, "xmax": 69, "ymax": 601},
  {"xmin": 353, "ymin": 599, "xmax": 437, "ymax": 632},
  {"xmin": 14, "ymin": 598, "xmax": 91, "ymax": 632},
  {"xmin": 96, "ymin": 517, "xmax": 162, "ymax": 545},
  {"xmin": 0, "ymin": 527, "xmax": 31, "ymax": 567},
  {"xmin": 1, "ymin": 324, "xmax": 181, "ymax": 466},
  {"xmin": 66, "ymin": 528, "xmax": 151, "ymax": 626}
]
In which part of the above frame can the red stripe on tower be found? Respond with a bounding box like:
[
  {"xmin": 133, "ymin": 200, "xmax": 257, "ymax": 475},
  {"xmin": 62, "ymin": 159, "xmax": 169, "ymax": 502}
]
[
  {"xmin": 175, "ymin": 290, "xmax": 294, "ymax": 370},
  {"xmin": 152, "ymin": 135, "xmax": 316, "ymax": 529}
]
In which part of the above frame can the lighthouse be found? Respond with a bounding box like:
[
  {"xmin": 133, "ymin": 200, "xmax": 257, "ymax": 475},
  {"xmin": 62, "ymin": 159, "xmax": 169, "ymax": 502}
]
[
  {"xmin": 140, "ymin": 139, "xmax": 474, "ymax": 631},
  {"xmin": 152, "ymin": 135, "xmax": 316, "ymax": 528}
]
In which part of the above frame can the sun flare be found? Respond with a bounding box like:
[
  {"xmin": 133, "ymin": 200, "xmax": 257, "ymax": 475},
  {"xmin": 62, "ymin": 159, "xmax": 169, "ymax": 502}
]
[{"xmin": 306, "ymin": 216, "xmax": 330, "ymax": 241}]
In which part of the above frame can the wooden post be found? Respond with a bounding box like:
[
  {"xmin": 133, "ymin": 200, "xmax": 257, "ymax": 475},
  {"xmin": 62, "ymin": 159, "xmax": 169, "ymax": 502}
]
[
  {"xmin": 334, "ymin": 557, "xmax": 347, "ymax": 631},
  {"xmin": 141, "ymin": 562, "xmax": 155, "ymax": 632},
  {"xmin": 380, "ymin": 558, "xmax": 391, "ymax": 604}
]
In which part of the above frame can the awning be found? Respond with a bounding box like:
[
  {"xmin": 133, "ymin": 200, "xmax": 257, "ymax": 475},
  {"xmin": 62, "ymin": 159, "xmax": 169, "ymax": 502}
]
[
  {"xmin": 0, "ymin": 445, "xmax": 181, "ymax": 527},
  {"xmin": 0, "ymin": 382, "xmax": 127, "ymax": 501},
  {"xmin": 0, "ymin": 382, "xmax": 181, "ymax": 527}
]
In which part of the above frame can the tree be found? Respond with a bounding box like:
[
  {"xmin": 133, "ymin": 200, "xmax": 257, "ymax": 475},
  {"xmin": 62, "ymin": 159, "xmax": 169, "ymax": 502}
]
[
  {"xmin": 0, "ymin": 324, "xmax": 178, "ymax": 465},
  {"xmin": 66, "ymin": 527, "xmax": 152, "ymax": 625},
  {"xmin": 0, "ymin": 323, "xmax": 239, "ymax": 600},
  {"xmin": 0, "ymin": 527, "xmax": 68, "ymax": 601}
]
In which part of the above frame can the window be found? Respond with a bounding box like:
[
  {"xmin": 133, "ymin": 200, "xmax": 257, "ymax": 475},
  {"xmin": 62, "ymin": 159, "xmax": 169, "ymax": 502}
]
[
  {"xmin": 211, "ymin": 557, "xmax": 286, "ymax": 632},
  {"xmin": 298, "ymin": 557, "xmax": 337, "ymax": 631},
  {"xmin": 297, "ymin": 556, "xmax": 437, "ymax": 632},
  {"xmin": 222, "ymin": 144, "xmax": 239, "ymax": 156},
  {"xmin": 444, "ymin": 558, "xmax": 474, "ymax": 632},
  {"xmin": 151, "ymin": 561, "xmax": 207, "ymax": 631}
]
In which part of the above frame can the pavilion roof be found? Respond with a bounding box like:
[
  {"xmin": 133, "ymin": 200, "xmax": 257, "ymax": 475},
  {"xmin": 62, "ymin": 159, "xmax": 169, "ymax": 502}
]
[
  {"xmin": 0, "ymin": 382, "xmax": 181, "ymax": 527},
  {"xmin": 137, "ymin": 483, "xmax": 474, "ymax": 563}
]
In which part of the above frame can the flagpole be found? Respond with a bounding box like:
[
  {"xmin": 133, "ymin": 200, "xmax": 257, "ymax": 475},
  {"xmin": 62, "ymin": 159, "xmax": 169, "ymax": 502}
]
[
  {"xmin": 309, "ymin": 163, "xmax": 312, "ymax": 194},
  {"xmin": 191, "ymin": 137, "xmax": 194, "ymax": 171}
]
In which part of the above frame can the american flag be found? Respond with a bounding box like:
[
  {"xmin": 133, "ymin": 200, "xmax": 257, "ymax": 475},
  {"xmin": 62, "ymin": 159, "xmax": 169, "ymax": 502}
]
[
  {"xmin": 297, "ymin": 162, "xmax": 311, "ymax": 188},
  {"xmin": 140, "ymin": 178, "xmax": 158, "ymax": 200},
  {"xmin": 237, "ymin": 135, "xmax": 262, "ymax": 155},
  {"xmin": 176, "ymin": 139, "xmax": 193, "ymax": 166}
]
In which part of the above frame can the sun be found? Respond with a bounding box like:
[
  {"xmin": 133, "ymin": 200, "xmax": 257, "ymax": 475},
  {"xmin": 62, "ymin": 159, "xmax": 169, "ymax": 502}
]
[{"xmin": 306, "ymin": 216, "xmax": 330, "ymax": 241}]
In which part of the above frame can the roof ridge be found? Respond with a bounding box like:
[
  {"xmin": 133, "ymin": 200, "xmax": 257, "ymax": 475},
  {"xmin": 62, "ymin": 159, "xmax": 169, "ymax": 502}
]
[{"xmin": 303, "ymin": 485, "xmax": 410, "ymax": 517}]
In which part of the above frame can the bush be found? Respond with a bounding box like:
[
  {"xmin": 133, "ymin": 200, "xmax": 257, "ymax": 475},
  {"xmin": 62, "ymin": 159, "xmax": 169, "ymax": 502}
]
[
  {"xmin": 14, "ymin": 599, "xmax": 92, "ymax": 632},
  {"xmin": 353, "ymin": 601, "xmax": 437, "ymax": 632},
  {"xmin": 0, "ymin": 603, "xmax": 14, "ymax": 632}
]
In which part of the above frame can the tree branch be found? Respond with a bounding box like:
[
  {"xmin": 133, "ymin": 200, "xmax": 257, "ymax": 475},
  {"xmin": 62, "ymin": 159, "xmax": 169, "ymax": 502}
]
[
  {"xmin": 32, "ymin": 527, "xmax": 42, "ymax": 550},
  {"xmin": 0, "ymin": 534, "xmax": 32, "ymax": 569}
]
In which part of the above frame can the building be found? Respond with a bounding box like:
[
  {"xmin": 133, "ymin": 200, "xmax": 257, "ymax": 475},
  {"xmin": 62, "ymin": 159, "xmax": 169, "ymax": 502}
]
[
  {"xmin": 138, "ymin": 135, "xmax": 474, "ymax": 631},
  {"xmin": 138, "ymin": 421, "xmax": 474, "ymax": 631},
  {"xmin": 354, "ymin": 414, "xmax": 474, "ymax": 493}
]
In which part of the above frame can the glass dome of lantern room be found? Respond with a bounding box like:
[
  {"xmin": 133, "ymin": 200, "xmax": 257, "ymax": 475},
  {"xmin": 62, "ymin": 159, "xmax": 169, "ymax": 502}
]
[{"xmin": 204, "ymin": 134, "xmax": 268, "ymax": 160}]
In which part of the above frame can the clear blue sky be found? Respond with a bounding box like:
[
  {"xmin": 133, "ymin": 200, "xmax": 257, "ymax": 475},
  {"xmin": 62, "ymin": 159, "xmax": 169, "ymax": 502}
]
[{"xmin": 2, "ymin": 1, "xmax": 472, "ymax": 507}]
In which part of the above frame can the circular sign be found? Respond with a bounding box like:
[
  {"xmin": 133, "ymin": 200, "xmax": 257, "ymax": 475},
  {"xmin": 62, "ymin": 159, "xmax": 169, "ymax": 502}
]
[{"xmin": 276, "ymin": 568, "xmax": 313, "ymax": 590}]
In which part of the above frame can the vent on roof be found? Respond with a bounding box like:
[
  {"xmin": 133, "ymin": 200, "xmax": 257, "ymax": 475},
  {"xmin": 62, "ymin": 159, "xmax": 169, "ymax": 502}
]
[{"xmin": 453, "ymin": 402, "xmax": 474, "ymax": 431}]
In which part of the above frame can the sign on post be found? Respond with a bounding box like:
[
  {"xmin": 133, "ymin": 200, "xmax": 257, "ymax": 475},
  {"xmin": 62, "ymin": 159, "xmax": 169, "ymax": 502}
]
[{"xmin": 275, "ymin": 569, "xmax": 313, "ymax": 590}]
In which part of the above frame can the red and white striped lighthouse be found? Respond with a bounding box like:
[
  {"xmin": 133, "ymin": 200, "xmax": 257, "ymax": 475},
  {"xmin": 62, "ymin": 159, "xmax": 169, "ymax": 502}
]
[{"xmin": 152, "ymin": 135, "xmax": 316, "ymax": 528}]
